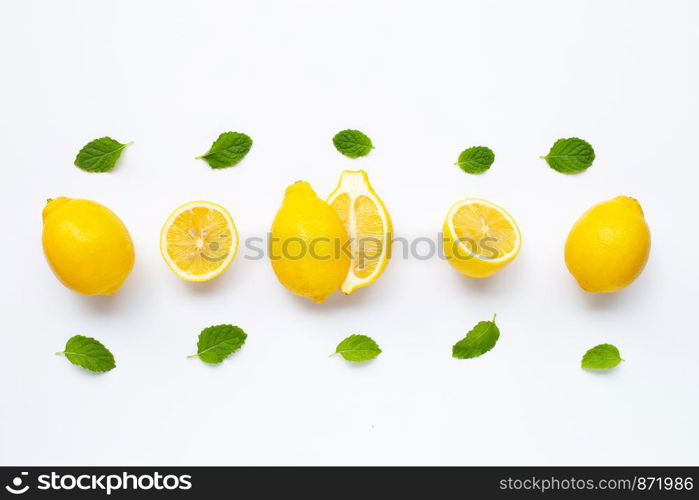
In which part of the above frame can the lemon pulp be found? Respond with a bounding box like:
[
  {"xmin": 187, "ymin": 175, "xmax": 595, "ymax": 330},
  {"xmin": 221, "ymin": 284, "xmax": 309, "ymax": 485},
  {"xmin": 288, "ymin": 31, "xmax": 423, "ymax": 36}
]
[
  {"xmin": 443, "ymin": 199, "xmax": 521, "ymax": 278},
  {"xmin": 161, "ymin": 201, "xmax": 238, "ymax": 281},
  {"xmin": 450, "ymin": 201, "xmax": 518, "ymax": 259}
]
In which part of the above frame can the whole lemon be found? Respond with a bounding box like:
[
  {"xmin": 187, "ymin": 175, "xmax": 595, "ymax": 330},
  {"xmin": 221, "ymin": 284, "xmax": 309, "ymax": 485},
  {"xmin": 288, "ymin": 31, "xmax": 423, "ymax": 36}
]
[
  {"xmin": 565, "ymin": 196, "xmax": 650, "ymax": 292},
  {"xmin": 42, "ymin": 197, "xmax": 135, "ymax": 295},
  {"xmin": 270, "ymin": 181, "xmax": 350, "ymax": 303}
]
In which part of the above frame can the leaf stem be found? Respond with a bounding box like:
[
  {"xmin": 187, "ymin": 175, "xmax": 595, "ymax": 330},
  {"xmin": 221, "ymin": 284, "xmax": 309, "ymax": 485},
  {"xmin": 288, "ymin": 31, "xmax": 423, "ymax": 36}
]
[
  {"xmin": 492, "ymin": 313, "xmax": 497, "ymax": 323},
  {"xmin": 55, "ymin": 351, "xmax": 65, "ymax": 356},
  {"xmin": 186, "ymin": 353, "xmax": 200, "ymax": 358}
]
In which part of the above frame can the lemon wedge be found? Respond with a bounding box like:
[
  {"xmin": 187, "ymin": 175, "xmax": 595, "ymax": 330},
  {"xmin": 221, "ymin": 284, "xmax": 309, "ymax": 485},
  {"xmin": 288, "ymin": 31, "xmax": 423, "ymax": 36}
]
[
  {"xmin": 442, "ymin": 198, "xmax": 521, "ymax": 278},
  {"xmin": 327, "ymin": 170, "xmax": 392, "ymax": 294},
  {"xmin": 160, "ymin": 201, "xmax": 238, "ymax": 282}
]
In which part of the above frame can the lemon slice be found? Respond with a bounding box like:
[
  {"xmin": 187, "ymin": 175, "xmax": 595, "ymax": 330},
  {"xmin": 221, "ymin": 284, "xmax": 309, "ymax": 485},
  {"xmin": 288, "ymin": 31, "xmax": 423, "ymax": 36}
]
[
  {"xmin": 327, "ymin": 170, "xmax": 392, "ymax": 294},
  {"xmin": 443, "ymin": 198, "xmax": 521, "ymax": 278},
  {"xmin": 160, "ymin": 201, "xmax": 238, "ymax": 282}
]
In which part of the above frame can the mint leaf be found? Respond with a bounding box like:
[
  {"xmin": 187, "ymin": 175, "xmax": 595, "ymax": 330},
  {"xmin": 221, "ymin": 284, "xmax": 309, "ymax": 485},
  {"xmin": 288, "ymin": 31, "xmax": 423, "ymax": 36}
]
[
  {"xmin": 456, "ymin": 146, "xmax": 494, "ymax": 174},
  {"xmin": 332, "ymin": 129, "xmax": 373, "ymax": 158},
  {"xmin": 74, "ymin": 137, "xmax": 132, "ymax": 172},
  {"xmin": 452, "ymin": 315, "xmax": 500, "ymax": 359},
  {"xmin": 57, "ymin": 335, "xmax": 116, "ymax": 373},
  {"xmin": 333, "ymin": 334, "xmax": 381, "ymax": 362},
  {"xmin": 197, "ymin": 132, "xmax": 252, "ymax": 169},
  {"xmin": 189, "ymin": 324, "xmax": 247, "ymax": 364},
  {"xmin": 540, "ymin": 137, "xmax": 595, "ymax": 173},
  {"xmin": 581, "ymin": 343, "xmax": 622, "ymax": 370}
]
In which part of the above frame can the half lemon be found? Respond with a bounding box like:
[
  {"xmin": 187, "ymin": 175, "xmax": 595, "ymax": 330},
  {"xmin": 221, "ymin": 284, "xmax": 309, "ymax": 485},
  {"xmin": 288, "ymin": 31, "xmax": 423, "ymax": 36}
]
[
  {"xmin": 160, "ymin": 201, "xmax": 238, "ymax": 282},
  {"xmin": 442, "ymin": 198, "xmax": 521, "ymax": 278},
  {"xmin": 327, "ymin": 170, "xmax": 392, "ymax": 294}
]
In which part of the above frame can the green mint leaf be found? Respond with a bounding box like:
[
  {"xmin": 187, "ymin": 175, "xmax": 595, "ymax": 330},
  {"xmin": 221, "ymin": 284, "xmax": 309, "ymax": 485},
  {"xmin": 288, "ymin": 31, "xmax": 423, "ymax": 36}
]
[
  {"xmin": 456, "ymin": 146, "xmax": 495, "ymax": 174},
  {"xmin": 57, "ymin": 335, "xmax": 116, "ymax": 373},
  {"xmin": 581, "ymin": 343, "xmax": 623, "ymax": 370},
  {"xmin": 197, "ymin": 132, "xmax": 253, "ymax": 169},
  {"xmin": 452, "ymin": 315, "xmax": 500, "ymax": 359},
  {"xmin": 333, "ymin": 334, "xmax": 381, "ymax": 362},
  {"xmin": 74, "ymin": 137, "xmax": 132, "ymax": 173},
  {"xmin": 540, "ymin": 137, "xmax": 595, "ymax": 173},
  {"xmin": 332, "ymin": 129, "xmax": 373, "ymax": 158},
  {"xmin": 190, "ymin": 324, "xmax": 247, "ymax": 364}
]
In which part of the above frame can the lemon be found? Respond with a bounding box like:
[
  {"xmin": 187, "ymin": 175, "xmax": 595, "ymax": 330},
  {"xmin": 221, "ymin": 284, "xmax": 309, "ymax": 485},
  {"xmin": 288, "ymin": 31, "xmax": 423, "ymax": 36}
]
[
  {"xmin": 160, "ymin": 201, "xmax": 238, "ymax": 282},
  {"xmin": 42, "ymin": 197, "xmax": 135, "ymax": 295},
  {"xmin": 270, "ymin": 181, "xmax": 350, "ymax": 303},
  {"xmin": 565, "ymin": 196, "xmax": 650, "ymax": 292},
  {"xmin": 327, "ymin": 170, "xmax": 392, "ymax": 294},
  {"xmin": 442, "ymin": 198, "xmax": 522, "ymax": 278}
]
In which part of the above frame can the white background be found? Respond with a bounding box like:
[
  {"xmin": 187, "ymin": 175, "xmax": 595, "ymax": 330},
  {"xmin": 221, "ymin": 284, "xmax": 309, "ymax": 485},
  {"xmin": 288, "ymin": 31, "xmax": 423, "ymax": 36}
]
[{"xmin": 1, "ymin": 0, "xmax": 697, "ymax": 466}]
